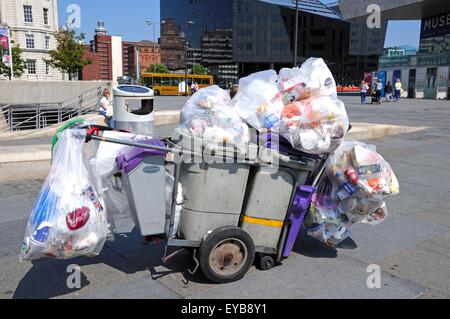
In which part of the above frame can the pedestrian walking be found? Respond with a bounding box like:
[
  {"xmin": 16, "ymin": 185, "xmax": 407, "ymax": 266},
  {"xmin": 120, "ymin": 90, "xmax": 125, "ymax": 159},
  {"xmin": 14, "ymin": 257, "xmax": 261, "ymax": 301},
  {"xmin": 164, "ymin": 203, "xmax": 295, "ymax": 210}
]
[
  {"xmin": 385, "ymin": 81, "xmax": 393, "ymax": 102},
  {"xmin": 360, "ymin": 80, "xmax": 369, "ymax": 104},
  {"xmin": 98, "ymin": 88, "xmax": 114, "ymax": 128},
  {"xmin": 191, "ymin": 82, "xmax": 198, "ymax": 95},
  {"xmin": 375, "ymin": 80, "xmax": 383, "ymax": 104},
  {"xmin": 394, "ymin": 79, "xmax": 402, "ymax": 102}
]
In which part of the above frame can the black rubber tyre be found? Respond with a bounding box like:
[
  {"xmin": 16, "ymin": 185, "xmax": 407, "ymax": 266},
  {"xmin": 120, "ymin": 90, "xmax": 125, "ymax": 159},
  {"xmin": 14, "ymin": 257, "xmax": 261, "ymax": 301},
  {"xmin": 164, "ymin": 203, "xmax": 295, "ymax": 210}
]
[
  {"xmin": 154, "ymin": 89, "xmax": 160, "ymax": 96},
  {"xmin": 199, "ymin": 226, "xmax": 255, "ymax": 283},
  {"xmin": 258, "ymin": 254, "xmax": 275, "ymax": 271}
]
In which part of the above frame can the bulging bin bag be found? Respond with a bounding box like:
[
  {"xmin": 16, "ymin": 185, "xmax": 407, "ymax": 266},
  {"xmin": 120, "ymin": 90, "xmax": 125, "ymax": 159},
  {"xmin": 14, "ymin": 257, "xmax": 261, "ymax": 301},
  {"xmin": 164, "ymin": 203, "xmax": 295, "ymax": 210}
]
[
  {"xmin": 278, "ymin": 57, "xmax": 337, "ymax": 104},
  {"xmin": 279, "ymin": 96, "xmax": 349, "ymax": 154},
  {"xmin": 20, "ymin": 129, "xmax": 109, "ymax": 261},
  {"xmin": 232, "ymin": 70, "xmax": 284, "ymax": 130},
  {"xmin": 304, "ymin": 140, "xmax": 399, "ymax": 246},
  {"xmin": 180, "ymin": 85, "xmax": 250, "ymax": 145}
]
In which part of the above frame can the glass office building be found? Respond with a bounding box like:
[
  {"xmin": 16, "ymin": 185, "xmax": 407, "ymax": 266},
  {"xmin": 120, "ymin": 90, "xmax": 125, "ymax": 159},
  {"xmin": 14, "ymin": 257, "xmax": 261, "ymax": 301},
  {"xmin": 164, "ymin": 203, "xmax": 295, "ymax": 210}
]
[
  {"xmin": 161, "ymin": 0, "xmax": 351, "ymax": 82},
  {"xmin": 378, "ymin": 11, "xmax": 450, "ymax": 100}
]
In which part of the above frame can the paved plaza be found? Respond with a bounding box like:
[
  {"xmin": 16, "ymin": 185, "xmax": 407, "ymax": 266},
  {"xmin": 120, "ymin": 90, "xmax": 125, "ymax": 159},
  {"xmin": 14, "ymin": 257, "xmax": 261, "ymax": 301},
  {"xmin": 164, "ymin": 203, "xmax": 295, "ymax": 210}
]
[{"xmin": 0, "ymin": 96, "xmax": 449, "ymax": 299}]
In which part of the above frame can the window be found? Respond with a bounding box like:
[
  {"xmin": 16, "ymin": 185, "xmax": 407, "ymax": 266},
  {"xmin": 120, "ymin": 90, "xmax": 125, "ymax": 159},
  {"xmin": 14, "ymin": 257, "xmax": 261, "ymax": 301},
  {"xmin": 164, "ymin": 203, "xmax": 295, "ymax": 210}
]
[
  {"xmin": 27, "ymin": 60, "xmax": 36, "ymax": 74},
  {"xmin": 45, "ymin": 36, "xmax": 50, "ymax": 50},
  {"xmin": 43, "ymin": 8, "xmax": 49, "ymax": 25},
  {"xmin": 161, "ymin": 77, "xmax": 171, "ymax": 86},
  {"xmin": 246, "ymin": 43, "xmax": 253, "ymax": 50},
  {"xmin": 172, "ymin": 77, "xmax": 180, "ymax": 85},
  {"xmin": 24, "ymin": 5, "xmax": 33, "ymax": 23},
  {"xmin": 153, "ymin": 77, "xmax": 162, "ymax": 86},
  {"xmin": 45, "ymin": 61, "xmax": 50, "ymax": 75},
  {"xmin": 201, "ymin": 78, "xmax": 210, "ymax": 85},
  {"xmin": 26, "ymin": 34, "xmax": 35, "ymax": 49}
]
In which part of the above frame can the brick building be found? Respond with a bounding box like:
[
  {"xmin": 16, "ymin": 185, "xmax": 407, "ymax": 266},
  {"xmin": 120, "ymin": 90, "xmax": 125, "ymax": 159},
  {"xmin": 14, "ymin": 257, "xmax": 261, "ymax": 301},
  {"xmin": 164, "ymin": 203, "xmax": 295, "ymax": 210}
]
[
  {"xmin": 82, "ymin": 21, "xmax": 122, "ymax": 81},
  {"xmin": 160, "ymin": 18, "xmax": 185, "ymax": 70},
  {"xmin": 122, "ymin": 41, "xmax": 135, "ymax": 76},
  {"xmin": 126, "ymin": 40, "xmax": 161, "ymax": 77}
]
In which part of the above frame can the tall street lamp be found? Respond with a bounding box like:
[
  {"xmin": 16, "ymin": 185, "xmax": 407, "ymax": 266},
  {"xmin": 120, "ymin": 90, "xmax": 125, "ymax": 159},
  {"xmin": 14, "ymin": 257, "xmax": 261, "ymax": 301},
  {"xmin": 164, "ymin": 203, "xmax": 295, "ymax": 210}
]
[
  {"xmin": 146, "ymin": 20, "xmax": 157, "ymax": 73},
  {"xmin": 293, "ymin": 0, "xmax": 299, "ymax": 67},
  {"xmin": 182, "ymin": 20, "xmax": 195, "ymax": 96}
]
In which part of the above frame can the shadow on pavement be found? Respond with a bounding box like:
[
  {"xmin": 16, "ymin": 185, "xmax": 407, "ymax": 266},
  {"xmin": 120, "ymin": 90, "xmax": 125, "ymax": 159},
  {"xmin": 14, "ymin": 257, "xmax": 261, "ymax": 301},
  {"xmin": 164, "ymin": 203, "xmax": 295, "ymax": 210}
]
[{"xmin": 12, "ymin": 227, "xmax": 212, "ymax": 299}]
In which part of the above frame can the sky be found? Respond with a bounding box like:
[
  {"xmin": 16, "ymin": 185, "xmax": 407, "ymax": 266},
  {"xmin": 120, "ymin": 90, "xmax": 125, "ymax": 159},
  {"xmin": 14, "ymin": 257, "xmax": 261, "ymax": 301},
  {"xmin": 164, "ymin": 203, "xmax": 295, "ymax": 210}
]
[{"xmin": 57, "ymin": 0, "xmax": 422, "ymax": 49}]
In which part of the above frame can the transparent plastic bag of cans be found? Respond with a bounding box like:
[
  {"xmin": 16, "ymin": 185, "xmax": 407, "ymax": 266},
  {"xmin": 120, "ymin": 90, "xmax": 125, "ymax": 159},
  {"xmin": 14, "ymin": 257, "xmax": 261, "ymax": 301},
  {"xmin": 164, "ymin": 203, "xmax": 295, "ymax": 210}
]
[
  {"xmin": 326, "ymin": 140, "xmax": 400, "ymax": 199},
  {"xmin": 179, "ymin": 85, "xmax": 250, "ymax": 145},
  {"xmin": 279, "ymin": 96, "xmax": 349, "ymax": 154},
  {"xmin": 232, "ymin": 70, "xmax": 284, "ymax": 131},
  {"xmin": 20, "ymin": 129, "xmax": 110, "ymax": 261},
  {"xmin": 278, "ymin": 57, "xmax": 337, "ymax": 104}
]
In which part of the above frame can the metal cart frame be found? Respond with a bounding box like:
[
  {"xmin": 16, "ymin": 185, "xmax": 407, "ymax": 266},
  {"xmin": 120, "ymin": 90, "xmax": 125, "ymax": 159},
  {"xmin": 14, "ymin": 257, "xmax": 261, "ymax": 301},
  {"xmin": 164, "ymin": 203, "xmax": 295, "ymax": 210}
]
[{"xmin": 84, "ymin": 125, "xmax": 330, "ymax": 283}]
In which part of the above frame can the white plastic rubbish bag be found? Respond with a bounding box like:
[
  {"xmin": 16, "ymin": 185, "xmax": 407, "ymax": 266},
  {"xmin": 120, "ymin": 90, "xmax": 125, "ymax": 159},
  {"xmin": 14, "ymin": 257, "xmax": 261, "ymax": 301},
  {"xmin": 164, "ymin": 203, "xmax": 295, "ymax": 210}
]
[
  {"xmin": 278, "ymin": 57, "xmax": 337, "ymax": 104},
  {"xmin": 304, "ymin": 140, "xmax": 399, "ymax": 246},
  {"xmin": 180, "ymin": 85, "xmax": 250, "ymax": 144},
  {"xmin": 280, "ymin": 96, "xmax": 349, "ymax": 154},
  {"xmin": 233, "ymin": 70, "xmax": 284, "ymax": 130},
  {"xmin": 20, "ymin": 129, "xmax": 110, "ymax": 261}
]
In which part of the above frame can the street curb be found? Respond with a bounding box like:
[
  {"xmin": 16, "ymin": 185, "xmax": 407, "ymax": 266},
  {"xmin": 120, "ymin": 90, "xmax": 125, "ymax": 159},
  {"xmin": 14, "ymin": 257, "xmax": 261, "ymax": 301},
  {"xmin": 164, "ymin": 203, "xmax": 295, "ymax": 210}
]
[{"xmin": 0, "ymin": 122, "xmax": 427, "ymax": 182}]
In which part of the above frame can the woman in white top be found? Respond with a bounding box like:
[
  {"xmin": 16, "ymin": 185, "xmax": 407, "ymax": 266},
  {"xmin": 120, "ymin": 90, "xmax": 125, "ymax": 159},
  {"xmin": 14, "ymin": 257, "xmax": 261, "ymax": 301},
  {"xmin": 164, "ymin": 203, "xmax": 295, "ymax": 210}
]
[
  {"xmin": 360, "ymin": 80, "xmax": 369, "ymax": 104},
  {"xmin": 98, "ymin": 89, "xmax": 114, "ymax": 128}
]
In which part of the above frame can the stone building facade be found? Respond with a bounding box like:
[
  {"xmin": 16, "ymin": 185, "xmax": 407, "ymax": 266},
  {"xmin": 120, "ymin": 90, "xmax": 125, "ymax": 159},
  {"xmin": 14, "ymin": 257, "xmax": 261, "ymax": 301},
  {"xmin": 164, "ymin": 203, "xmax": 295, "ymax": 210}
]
[{"xmin": 0, "ymin": 0, "xmax": 62, "ymax": 80}]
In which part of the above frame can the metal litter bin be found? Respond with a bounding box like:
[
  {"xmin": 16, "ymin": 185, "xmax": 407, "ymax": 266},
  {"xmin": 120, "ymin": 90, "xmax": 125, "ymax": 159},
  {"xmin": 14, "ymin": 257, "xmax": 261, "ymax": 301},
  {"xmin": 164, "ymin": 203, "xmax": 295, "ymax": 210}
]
[
  {"xmin": 113, "ymin": 85, "xmax": 154, "ymax": 135},
  {"xmin": 116, "ymin": 139, "xmax": 168, "ymax": 236}
]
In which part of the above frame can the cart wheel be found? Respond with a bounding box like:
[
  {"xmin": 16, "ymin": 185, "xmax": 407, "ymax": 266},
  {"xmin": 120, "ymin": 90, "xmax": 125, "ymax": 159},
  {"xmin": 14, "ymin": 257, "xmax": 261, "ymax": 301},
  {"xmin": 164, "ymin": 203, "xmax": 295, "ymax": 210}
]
[
  {"xmin": 258, "ymin": 254, "xmax": 275, "ymax": 271},
  {"xmin": 199, "ymin": 226, "xmax": 255, "ymax": 283}
]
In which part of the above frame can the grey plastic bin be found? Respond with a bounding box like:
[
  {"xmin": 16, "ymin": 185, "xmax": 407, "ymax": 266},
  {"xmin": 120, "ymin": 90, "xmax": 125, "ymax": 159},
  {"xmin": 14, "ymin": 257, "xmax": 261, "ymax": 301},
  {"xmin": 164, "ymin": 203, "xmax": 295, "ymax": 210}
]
[{"xmin": 116, "ymin": 139, "xmax": 168, "ymax": 237}]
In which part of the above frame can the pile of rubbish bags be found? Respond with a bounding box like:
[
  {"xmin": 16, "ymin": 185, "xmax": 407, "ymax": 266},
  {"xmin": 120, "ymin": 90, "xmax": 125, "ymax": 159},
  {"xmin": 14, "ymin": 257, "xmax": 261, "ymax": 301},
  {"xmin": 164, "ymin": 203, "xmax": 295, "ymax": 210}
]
[
  {"xmin": 180, "ymin": 58, "xmax": 349, "ymax": 154},
  {"xmin": 304, "ymin": 140, "xmax": 400, "ymax": 247},
  {"xmin": 178, "ymin": 57, "xmax": 398, "ymax": 245}
]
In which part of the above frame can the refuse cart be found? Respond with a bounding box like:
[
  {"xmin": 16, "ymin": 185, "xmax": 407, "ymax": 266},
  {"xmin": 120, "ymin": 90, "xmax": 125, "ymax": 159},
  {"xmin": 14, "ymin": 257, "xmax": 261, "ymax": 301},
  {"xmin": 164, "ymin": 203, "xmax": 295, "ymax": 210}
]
[{"xmin": 85, "ymin": 126, "xmax": 327, "ymax": 283}]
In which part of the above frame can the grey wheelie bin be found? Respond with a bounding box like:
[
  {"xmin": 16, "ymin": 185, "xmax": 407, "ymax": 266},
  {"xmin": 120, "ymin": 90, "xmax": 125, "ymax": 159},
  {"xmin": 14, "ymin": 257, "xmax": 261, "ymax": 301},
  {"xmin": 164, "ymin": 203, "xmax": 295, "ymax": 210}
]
[{"xmin": 116, "ymin": 138, "xmax": 168, "ymax": 236}]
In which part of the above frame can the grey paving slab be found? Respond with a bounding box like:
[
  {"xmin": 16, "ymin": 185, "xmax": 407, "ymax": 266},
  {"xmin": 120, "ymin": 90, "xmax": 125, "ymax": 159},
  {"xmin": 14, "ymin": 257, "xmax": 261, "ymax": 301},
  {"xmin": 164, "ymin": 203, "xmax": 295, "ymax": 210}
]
[
  {"xmin": 191, "ymin": 253, "xmax": 426, "ymax": 299},
  {"xmin": 0, "ymin": 181, "xmax": 41, "ymax": 223},
  {"xmin": 120, "ymin": 244, "xmax": 230, "ymax": 298},
  {"xmin": 384, "ymin": 181, "xmax": 450, "ymax": 217},
  {"xmin": 387, "ymin": 161, "xmax": 450, "ymax": 191},
  {"xmin": 412, "ymin": 207, "xmax": 450, "ymax": 228},
  {"xmin": 336, "ymin": 214, "xmax": 448, "ymax": 265},
  {"xmin": 0, "ymin": 218, "xmax": 28, "ymax": 259},
  {"xmin": 2, "ymin": 245, "xmax": 142, "ymax": 299},
  {"xmin": 78, "ymin": 274, "xmax": 182, "ymax": 299},
  {"xmin": 378, "ymin": 231, "xmax": 450, "ymax": 297}
]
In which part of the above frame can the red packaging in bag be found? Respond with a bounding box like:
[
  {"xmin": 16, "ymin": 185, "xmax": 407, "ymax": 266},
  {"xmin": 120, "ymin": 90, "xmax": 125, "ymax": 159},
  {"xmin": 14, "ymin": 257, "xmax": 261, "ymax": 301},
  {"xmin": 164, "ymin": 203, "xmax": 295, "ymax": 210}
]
[{"xmin": 66, "ymin": 207, "xmax": 90, "ymax": 231}]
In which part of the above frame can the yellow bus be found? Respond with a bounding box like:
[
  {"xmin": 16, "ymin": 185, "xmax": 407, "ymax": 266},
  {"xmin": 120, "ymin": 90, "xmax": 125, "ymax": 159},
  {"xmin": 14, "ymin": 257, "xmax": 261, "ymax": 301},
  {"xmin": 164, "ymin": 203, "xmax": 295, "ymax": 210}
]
[{"xmin": 141, "ymin": 73, "xmax": 214, "ymax": 95}]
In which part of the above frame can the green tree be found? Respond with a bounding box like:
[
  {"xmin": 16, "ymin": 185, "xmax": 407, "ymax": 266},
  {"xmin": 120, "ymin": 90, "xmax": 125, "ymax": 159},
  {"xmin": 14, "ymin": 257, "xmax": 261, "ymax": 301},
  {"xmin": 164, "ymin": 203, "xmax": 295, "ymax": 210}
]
[
  {"xmin": 48, "ymin": 30, "xmax": 91, "ymax": 80},
  {"xmin": 191, "ymin": 64, "xmax": 208, "ymax": 75},
  {"xmin": 0, "ymin": 42, "xmax": 27, "ymax": 78},
  {"xmin": 146, "ymin": 63, "xmax": 170, "ymax": 74}
]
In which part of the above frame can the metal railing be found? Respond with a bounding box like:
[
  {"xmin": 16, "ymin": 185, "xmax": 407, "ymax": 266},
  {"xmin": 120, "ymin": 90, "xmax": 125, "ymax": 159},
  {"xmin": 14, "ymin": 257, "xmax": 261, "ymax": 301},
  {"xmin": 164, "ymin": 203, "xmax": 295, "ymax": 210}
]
[{"xmin": 0, "ymin": 86, "xmax": 107, "ymax": 132}]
